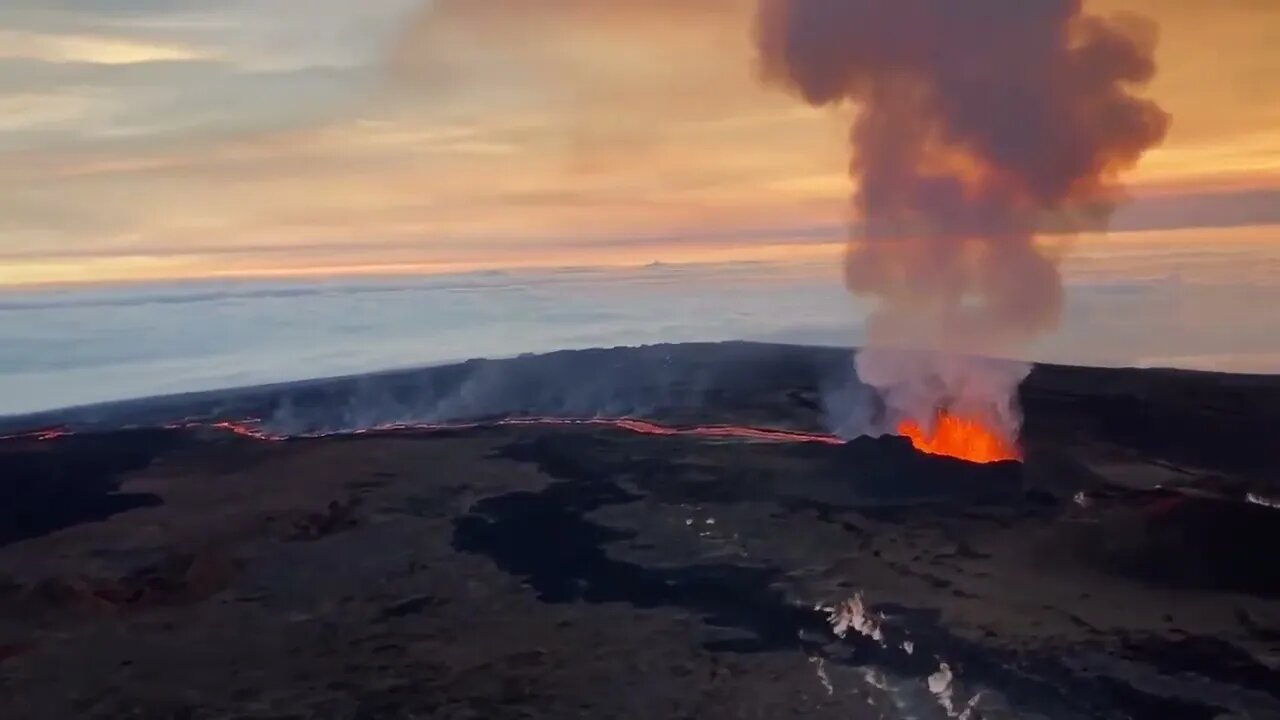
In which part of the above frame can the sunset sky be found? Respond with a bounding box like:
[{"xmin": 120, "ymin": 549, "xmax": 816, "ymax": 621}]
[{"xmin": 1, "ymin": 0, "xmax": 1278, "ymax": 287}]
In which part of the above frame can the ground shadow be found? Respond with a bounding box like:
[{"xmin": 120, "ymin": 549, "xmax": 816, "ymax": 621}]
[{"xmin": 0, "ymin": 430, "xmax": 177, "ymax": 547}]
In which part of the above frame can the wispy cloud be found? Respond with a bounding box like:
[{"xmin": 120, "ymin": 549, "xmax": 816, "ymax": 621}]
[{"xmin": 0, "ymin": 28, "xmax": 206, "ymax": 64}]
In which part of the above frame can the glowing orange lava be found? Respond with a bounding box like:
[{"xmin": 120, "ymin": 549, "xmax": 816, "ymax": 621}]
[
  {"xmin": 896, "ymin": 410, "xmax": 1019, "ymax": 464},
  {"xmin": 5, "ymin": 414, "xmax": 1029, "ymax": 467},
  {"xmin": 0, "ymin": 427, "xmax": 71, "ymax": 442},
  {"xmin": 2, "ymin": 416, "xmax": 848, "ymax": 446}
]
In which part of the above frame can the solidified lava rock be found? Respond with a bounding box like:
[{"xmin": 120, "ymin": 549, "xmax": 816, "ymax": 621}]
[
  {"xmin": 813, "ymin": 434, "xmax": 1026, "ymax": 508},
  {"xmin": 25, "ymin": 577, "xmax": 118, "ymax": 615},
  {"xmin": 116, "ymin": 551, "xmax": 237, "ymax": 606},
  {"xmin": 13, "ymin": 551, "xmax": 236, "ymax": 616},
  {"xmin": 0, "ymin": 430, "xmax": 177, "ymax": 547},
  {"xmin": 1073, "ymin": 497, "xmax": 1280, "ymax": 597},
  {"xmin": 0, "ymin": 643, "xmax": 33, "ymax": 664},
  {"xmin": 289, "ymin": 498, "xmax": 363, "ymax": 541}
]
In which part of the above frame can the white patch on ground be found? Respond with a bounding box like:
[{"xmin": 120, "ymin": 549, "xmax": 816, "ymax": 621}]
[
  {"xmin": 818, "ymin": 591, "xmax": 1000, "ymax": 718},
  {"xmin": 1246, "ymin": 493, "xmax": 1279, "ymax": 510},
  {"xmin": 824, "ymin": 593, "xmax": 885, "ymax": 644},
  {"xmin": 810, "ymin": 656, "xmax": 834, "ymax": 695},
  {"xmin": 928, "ymin": 662, "xmax": 986, "ymax": 719}
]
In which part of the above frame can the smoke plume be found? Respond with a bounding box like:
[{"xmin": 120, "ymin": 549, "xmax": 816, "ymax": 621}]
[{"xmin": 755, "ymin": 0, "xmax": 1170, "ymax": 441}]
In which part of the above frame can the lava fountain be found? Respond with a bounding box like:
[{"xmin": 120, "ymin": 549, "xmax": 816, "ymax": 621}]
[{"xmin": 896, "ymin": 410, "xmax": 1018, "ymax": 464}]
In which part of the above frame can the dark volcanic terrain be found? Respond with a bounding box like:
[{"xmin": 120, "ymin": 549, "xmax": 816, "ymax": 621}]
[{"xmin": 1, "ymin": 343, "xmax": 1278, "ymax": 719}]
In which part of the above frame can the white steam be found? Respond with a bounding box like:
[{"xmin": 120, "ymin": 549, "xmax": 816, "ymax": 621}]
[{"xmin": 856, "ymin": 349, "xmax": 1031, "ymax": 440}]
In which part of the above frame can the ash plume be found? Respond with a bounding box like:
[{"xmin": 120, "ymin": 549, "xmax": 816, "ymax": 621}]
[{"xmin": 755, "ymin": 0, "xmax": 1171, "ymax": 441}]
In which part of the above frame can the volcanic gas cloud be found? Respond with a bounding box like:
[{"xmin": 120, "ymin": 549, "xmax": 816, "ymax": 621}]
[{"xmin": 755, "ymin": 0, "xmax": 1170, "ymax": 460}]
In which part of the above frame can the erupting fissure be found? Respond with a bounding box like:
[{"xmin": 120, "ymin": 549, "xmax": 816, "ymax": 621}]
[
  {"xmin": 386, "ymin": 0, "xmax": 1168, "ymax": 465},
  {"xmin": 896, "ymin": 410, "xmax": 1019, "ymax": 465},
  {"xmin": 2, "ymin": 418, "xmax": 844, "ymax": 446},
  {"xmin": 4, "ymin": 413, "xmax": 1022, "ymax": 466},
  {"xmin": 756, "ymin": 0, "xmax": 1170, "ymax": 462}
]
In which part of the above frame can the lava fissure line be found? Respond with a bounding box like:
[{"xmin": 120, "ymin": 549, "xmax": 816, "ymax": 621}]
[
  {"xmin": 3, "ymin": 416, "xmax": 1022, "ymax": 465},
  {"xmin": 3, "ymin": 417, "xmax": 845, "ymax": 446}
]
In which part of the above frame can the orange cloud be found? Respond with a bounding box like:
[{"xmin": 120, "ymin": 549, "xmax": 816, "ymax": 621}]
[{"xmin": 1, "ymin": 0, "xmax": 1278, "ymax": 287}]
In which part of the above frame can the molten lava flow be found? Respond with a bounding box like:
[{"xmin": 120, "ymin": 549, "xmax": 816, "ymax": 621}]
[
  {"xmin": 0, "ymin": 427, "xmax": 71, "ymax": 442},
  {"xmin": 896, "ymin": 411, "xmax": 1019, "ymax": 464},
  {"xmin": 3, "ymin": 416, "xmax": 845, "ymax": 448},
  {"xmin": 166, "ymin": 416, "xmax": 844, "ymax": 445}
]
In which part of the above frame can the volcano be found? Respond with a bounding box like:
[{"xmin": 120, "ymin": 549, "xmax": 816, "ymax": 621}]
[{"xmin": 1, "ymin": 342, "xmax": 1278, "ymax": 720}]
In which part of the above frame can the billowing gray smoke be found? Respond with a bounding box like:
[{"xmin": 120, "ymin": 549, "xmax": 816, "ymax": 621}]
[{"xmin": 755, "ymin": 0, "xmax": 1170, "ymax": 442}]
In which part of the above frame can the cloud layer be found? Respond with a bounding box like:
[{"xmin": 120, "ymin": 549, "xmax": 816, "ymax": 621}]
[{"xmin": 2, "ymin": 225, "xmax": 1278, "ymax": 415}]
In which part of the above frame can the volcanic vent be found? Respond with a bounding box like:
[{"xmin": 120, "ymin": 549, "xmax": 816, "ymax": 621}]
[{"xmin": 755, "ymin": 0, "xmax": 1171, "ymax": 461}]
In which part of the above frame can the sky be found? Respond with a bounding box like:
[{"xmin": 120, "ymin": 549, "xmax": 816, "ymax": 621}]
[{"xmin": 0, "ymin": 0, "xmax": 1278, "ymax": 286}]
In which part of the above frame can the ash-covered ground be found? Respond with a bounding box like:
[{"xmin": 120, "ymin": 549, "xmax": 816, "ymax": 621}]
[{"xmin": 1, "ymin": 343, "xmax": 1278, "ymax": 719}]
